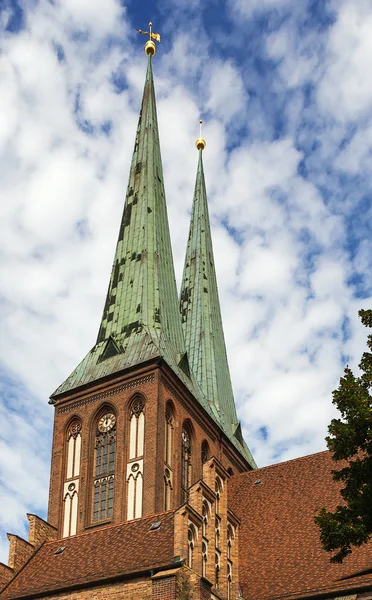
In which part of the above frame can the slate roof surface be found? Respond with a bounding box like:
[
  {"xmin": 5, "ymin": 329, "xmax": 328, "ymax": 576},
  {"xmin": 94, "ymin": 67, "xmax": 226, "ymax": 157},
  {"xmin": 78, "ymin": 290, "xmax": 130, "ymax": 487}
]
[
  {"xmin": 1, "ymin": 512, "xmax": 175, "ymax": 599},
  {"xmin": 179, "ymin": 149, "xmax": 256, "ymax": 468},
  {"xmin": 229, "ymin": 450, "xmax": 372, "ymax": 600}
]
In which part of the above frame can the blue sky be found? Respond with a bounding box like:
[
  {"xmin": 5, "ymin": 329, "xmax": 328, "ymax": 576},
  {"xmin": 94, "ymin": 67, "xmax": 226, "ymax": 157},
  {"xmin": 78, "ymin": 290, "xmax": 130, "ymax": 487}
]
[{"xmin": 1, "ymin": 0, "xmax": 372, "ymax": 563}]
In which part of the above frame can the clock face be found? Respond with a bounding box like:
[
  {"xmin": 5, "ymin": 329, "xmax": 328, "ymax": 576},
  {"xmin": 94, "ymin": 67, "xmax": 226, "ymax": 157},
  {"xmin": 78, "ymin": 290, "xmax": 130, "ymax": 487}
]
[{"xmin": 98, "ymin": 413, "xmax": 116, "ymax": 433}]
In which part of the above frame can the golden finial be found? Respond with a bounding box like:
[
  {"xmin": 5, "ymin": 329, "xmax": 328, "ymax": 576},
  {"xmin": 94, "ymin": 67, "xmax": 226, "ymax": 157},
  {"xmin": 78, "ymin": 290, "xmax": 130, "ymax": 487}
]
[
  {"xmin": 136, "ymin": 21, "xmax": 161, "ymax": 56},
  {"xmin": 195, "ymin": 119, "xmax": 206, "ymax": 151}
]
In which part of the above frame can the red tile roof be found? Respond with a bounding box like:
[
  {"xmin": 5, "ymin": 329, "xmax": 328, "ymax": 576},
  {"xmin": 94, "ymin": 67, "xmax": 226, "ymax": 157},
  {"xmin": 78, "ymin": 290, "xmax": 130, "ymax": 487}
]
[
  {"xmin": 229, "ymin": 450, "xmax": 372, "ymax": 600},
  {"xmin": 1, "ymin": 511, "xmax": 176, "ymax": 599}
]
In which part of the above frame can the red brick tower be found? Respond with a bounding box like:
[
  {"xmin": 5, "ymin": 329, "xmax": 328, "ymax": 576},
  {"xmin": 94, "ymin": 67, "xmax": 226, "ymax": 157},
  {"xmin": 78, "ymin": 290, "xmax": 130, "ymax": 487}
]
[{"xmin": 0, "ymin": 31, "xmax": 255, "ymax": 600}]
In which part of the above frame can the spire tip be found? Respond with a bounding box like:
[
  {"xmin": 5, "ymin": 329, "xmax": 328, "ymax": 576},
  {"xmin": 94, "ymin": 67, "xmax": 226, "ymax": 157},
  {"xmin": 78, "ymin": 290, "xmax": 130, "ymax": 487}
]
[
  {"xmin": 136, "ymin": 22, "xmax": 161, "ymax": 56},
  {"xmin": 195, "ymin": 119, "xmax": 206, "ymax": 151}
]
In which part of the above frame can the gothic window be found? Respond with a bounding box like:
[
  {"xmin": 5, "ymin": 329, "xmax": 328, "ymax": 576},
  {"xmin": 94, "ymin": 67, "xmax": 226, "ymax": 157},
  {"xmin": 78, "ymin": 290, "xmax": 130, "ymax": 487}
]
[
  {"xmin": 202, "ymin": 501, "xmax": 209, "ymax": 579},
  {"xmin": 202, "ymin": 501, "xmax": 208, "ymax": 537},
  {"xmin": 227, "ymin": 561, "xmax": 232, "ymax": 600},
  {"xmin": 215, "ymin": 477, "xmax": 222, "ymax": 515},
  {"xmin": 181, "ymin": 422, "xmax": 192, "ymax": 503},
  {"xmin": 215, "ymin": 551, "xmax": 221, "ymax": 590},
  {"xmin": 187, "ymin": 526, "xmax": 195, "ymax": 568},
  {"xmin": 201, "ymin": 440, "xmax": 210, "ymax": 464},
  {"xmin": 202, "ymin": 540, "xmax": 207, "ymax": 577},
  {"xmin": 92, "ymin": 411, "xmax": 116, "ymax": 523},
  {"xmin": 165, "ymin": 402, "xmax": 174, "ymax": 466},
  {"xmin": 215, "ymin": 515, "xmax": 221, "ymax": 549},
  {"xmin": 127, "ymin": 396, "xmax": 145, "ymax": 520},
  {"xmin": 164, "ymin": 402, "xmax": 174, "ymax": 511},
  {"xmin": 129, "ymin": 396, "xmax": 145, "ymax": 460},
  {"xmin": 227, "ymin": 524, "xmax": 234, "ymax": 600},
  {"xmin": 63, "ymin": 419, "xmax": 82, "ymax": 537}
]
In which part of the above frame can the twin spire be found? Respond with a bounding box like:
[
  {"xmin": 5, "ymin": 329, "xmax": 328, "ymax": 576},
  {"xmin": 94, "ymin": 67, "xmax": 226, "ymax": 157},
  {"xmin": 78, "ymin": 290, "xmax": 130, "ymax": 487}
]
[{"xmin": 51, "ymin": 41, "xmax": 255, "ymax": 468}]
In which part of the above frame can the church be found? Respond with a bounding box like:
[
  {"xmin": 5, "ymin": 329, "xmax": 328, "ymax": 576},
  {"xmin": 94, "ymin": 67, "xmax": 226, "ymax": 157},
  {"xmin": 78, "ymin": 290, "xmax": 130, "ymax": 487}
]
[{"xmin": 0, "ymin": 32, "xmax": 371, "ymax": 600}]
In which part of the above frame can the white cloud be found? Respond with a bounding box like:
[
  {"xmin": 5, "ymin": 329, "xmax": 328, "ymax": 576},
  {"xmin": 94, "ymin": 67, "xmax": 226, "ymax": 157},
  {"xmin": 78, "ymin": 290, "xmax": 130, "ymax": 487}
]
[
  {"xmin": 318, "ymin": 0, "xmax": 372, "ymax": 122},
  {"xmin": 0, "ymin": 0, "xmax": 371, "ymax": 567}
]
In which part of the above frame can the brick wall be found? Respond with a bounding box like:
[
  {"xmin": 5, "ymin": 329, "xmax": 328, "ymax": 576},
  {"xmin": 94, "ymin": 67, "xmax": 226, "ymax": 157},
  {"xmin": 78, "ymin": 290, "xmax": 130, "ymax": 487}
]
[
  {"xmin": 27, "ymin": 514, "xmax": 57, "ymax": 548},
  {"xmin": 6, "ymin": 535, "xmax": 34, "ymax": 572},
  {"xmin": 28, "ymin": 577, "xmax": 152, "ymax": 600},
  {"xmin": 48, "ymin": 362, "xmax": 249, "ymax": 538}
]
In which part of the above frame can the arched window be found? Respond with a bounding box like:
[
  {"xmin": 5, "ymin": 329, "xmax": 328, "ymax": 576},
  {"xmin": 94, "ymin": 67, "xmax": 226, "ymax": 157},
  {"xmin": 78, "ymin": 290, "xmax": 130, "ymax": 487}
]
[
  {"xmin": 202, "ymin": 501, "xmax": 208, "ymax": 537},
  {"xmin": 227, "ymin": 524, "xmax": 234, "ymax": 600},
  {"xmin": 215, "ymin": 478, "xmax": 222, "ymax": 550},
  {"xmin": 227, "ymin": 561, "xmax": 232, "ymax": 600},
  {"xmin": 202, "ymin": 501, "xmax": 209, "ymax": 579},
  {"xmin": 127, "ymin": 396, "xmax": 145, "ymax": 520},
  {"xmin": 187, "ymin": 526, "xmax": 195, "ymax": 568},
  {"xmin": 129, "ymin": 396, "xmax": 145, "ymax": 460},
  {"xmin": 165, "ymin": 402, "xmax": 174, "ymax": 466},
  {"xmin": 63, "ymin": 419, "xmax": 82, "ymax": 537},
  {"xmin": 215, "ymin": 477, "xmax": 222, "ymax": 515},
  {"xmin": 164, "ymin": 402, "xmax": 174, "ymax": 510},
  {"xmin": 202, "ymin": 541, "xmax": 208, "ymax": 577},
  {"xmin": 92, "ymin": 411, "xmax": 116, "ymax": 523},
  {"xmin": 215, "ymin": 551, "xmax": 220, "ymax": 590},
  {"xmin": 227, "ymin": 524, "xmax": 234, "ymax": 559},
  {"xmin": 181, "ymin": 422, "xmax": 192, "ymax": 503},
  {"xmin": 201, "ymin": 440, "xmax": 210, "ymax": 464}
]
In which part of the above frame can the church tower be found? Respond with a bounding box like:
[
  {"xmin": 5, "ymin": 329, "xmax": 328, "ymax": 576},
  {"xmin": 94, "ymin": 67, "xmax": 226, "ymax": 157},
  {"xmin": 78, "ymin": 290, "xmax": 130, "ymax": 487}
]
[{"xmin": 0, "ymin": 29, "xmax": 254, "ymax": 600}]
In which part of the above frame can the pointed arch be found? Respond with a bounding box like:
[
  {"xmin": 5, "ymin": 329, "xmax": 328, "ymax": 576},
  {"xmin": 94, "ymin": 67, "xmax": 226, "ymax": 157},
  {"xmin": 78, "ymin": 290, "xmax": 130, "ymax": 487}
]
[
  {"xmin": 181, "ymin": 420, "xmax": 193, "ymax": 503},
  {"xmin": 91, "ymin": 406, "xmax": 117, "ymax": 523},
  {"xmin": 164, "ymin": 401, "xmax": 175, "ymax": 510},
  {"xmin": 128, "ymin": 394, "xmax": 145, "ymax": 460},
  {"xmin": 126, "ymin": 394, "xmax": 146, "ymax": 520},
  {"xmin": 62, "ymin": 417, "xmax": 82, "ymax": 538},
  {"xmin": 201, "ymin": 440, "xmax": 210, "ymax": 464}
]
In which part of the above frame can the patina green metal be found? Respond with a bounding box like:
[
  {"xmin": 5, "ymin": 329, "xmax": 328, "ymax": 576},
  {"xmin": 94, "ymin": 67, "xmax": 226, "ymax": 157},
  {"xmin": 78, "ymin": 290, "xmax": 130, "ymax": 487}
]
[
  {"xmin": 180, "ymin": 150, "xmax": 256, "ymax": 468},
  {"xmin": 52, "ymin": 56, "xmax": 194, "ymax": 399}
]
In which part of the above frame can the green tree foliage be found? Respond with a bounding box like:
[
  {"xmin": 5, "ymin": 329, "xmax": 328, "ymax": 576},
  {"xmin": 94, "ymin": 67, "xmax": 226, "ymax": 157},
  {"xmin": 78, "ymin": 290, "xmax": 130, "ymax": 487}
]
[{"xmin": 315, "ymin": 309, "xmax": 372, "ymax": 563}]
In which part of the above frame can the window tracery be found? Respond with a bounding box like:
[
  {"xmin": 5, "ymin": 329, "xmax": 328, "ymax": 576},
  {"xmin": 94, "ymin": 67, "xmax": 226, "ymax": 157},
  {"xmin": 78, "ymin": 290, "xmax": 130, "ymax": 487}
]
[
  {"xmin": 164, "ymin": 402, "xmax": 174, "ymax": 510},
  {"xmin": 187, "ymin": 526, "xmax": 195, "ymax": 568},
  {"xmin": 92, "ymin": 411, "xmax": 116, "ymax": 523},
  {"xmin": 63, "ymin": 419, "xmax": 82, "ymax": 537},
  {"xmin": 181, "ymin": 423, "xmax": 192, "ymax": 503},
  {"xmin": 127, "ymin": 396, "xmax": 145, "ymax": 520},
  {"xmin": 227, "ymin": 524, "xmax": 234, "ymax": 600}
]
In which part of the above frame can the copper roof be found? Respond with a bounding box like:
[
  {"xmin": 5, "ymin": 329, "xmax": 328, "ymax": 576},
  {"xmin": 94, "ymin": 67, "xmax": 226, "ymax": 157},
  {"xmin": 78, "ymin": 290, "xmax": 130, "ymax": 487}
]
[
  {"xmin": 1, "ymin": 512, "xmax": 175, "ymax": 599},
  {"xmin": 229, "ymin": 450, "xmax": 372, "ymax": 600}
]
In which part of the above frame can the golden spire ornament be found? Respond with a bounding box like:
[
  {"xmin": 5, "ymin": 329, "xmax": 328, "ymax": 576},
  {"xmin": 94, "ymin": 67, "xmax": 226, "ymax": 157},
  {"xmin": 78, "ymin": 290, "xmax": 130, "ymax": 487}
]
[
  {"xmin": 195, "ymin": 119, "xmax": 206, "ymax": 150},
  {"xmin": 136, "ymin": 22, "xmax": 161, "ymax": 56}
]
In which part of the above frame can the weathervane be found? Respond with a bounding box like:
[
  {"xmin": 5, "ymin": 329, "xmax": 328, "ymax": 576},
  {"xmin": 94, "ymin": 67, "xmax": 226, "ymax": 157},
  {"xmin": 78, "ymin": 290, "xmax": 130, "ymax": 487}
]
[
  {"xmin": 136, "ymin": 22, "xmax": 161, "ymax": 56},
  {"xmin": 195, "ymin": 119, "xmax": 206, "ymax": 151}
]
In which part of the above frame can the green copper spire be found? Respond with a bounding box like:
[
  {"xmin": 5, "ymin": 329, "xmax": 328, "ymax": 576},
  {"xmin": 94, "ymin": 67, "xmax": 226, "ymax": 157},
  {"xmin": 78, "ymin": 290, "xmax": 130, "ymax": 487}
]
[
  {"xmin": 180, "ymin": 147, "xmax": 256, "ymax": 468},
  {"xmin": 52, "ymin": 56, "xmax": 188, "ymax": 398}
]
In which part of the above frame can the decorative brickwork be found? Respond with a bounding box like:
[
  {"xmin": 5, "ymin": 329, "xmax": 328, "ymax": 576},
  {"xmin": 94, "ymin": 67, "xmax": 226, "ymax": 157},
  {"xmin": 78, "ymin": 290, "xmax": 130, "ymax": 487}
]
[{"xmin": 56, "ymin": 374, "xmax": 155, "ymax": 414}]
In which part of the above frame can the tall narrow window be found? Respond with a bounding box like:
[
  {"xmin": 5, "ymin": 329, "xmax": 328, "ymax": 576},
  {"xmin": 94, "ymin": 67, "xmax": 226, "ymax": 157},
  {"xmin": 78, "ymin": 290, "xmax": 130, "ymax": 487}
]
[
  {"xmin": 188, "ymin": 526, "xmax": 195, "ymax": 568},
  {"xmin": 127, "ymin": 396, "xmax": 145, "ymax": 520},
  {"xmin": 63, "ymin": 419, "xmax": 82, "ymax": 537},
  {"xmin": 92, "ymin": 412, "xmax": 116, "ymax": 523},
  {"xmin": 201, "ymin": 440, "xmax": 210, "ymax": 464},
  {"xmin": 164, "ymin": 402, "xmax": 174, "ymax": 510},
  {"xmin": 215, "ymin": 551, "xmax": 221, "ymax": 590},
  {"xmin": 227, "ymin": 523, "xmax": 234, "ymax": 599},
  {"xmin": 181, "ymin": 423, "xmax": 192, "ymax": 503},
  {"xmin": 202, "ymin": 501, "xmax": 209, "ymax": 578}
]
